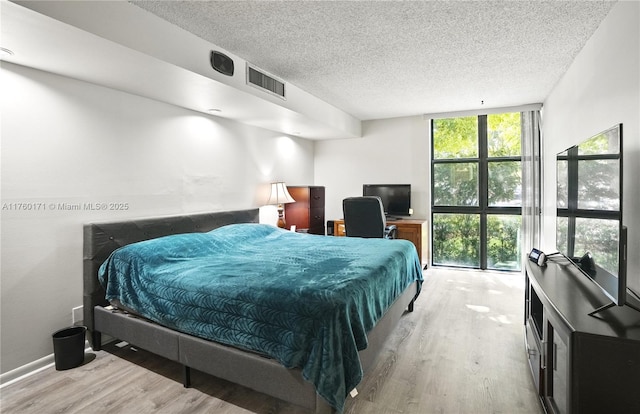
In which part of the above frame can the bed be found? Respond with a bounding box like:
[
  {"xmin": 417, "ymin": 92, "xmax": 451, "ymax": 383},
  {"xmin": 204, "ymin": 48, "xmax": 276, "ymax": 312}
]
[{"xmin": 83, "ymin": 208, "xmax": 422, "ymax": 413}]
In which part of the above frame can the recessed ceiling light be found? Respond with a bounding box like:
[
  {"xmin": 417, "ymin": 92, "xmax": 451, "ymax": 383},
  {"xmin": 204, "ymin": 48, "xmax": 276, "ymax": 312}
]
[
  {"xmin": 206, "ymin": 108, "xmax": 222, "ymax": 113},
  {"xmin": 0, "ymin": 47, "xmax": 15, "ymax": 59}
]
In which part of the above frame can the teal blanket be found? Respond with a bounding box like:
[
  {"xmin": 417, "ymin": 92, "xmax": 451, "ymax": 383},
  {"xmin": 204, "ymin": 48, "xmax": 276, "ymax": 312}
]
[{"xmin": 99, "ymin": 223, "xmax": 422, "ymax": 412}]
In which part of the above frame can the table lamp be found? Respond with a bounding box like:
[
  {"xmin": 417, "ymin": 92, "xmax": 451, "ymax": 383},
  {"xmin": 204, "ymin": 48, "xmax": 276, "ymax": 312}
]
[{"xmin": 266, "ymin": 182, "xmax": 296, "ymax": 228}]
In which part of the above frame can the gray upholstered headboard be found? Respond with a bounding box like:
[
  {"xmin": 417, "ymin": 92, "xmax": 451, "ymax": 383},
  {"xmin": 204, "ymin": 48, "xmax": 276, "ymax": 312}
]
[{"xmin": 82, "ymin": 208, "xmax": 260, "ymax": 347}]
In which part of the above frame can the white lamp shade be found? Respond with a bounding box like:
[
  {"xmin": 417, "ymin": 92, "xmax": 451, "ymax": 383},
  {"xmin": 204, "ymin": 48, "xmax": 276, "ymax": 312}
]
[{"xmin": 266, "ymin": 182, "xmax": 296, "ymax": 205}]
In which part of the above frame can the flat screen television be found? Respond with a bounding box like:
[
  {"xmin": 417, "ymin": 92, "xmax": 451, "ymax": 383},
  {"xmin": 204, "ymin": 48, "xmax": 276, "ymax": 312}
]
[
  {"xmin": 556, "ymin": 123, "xmax": 638, "ymax": 315},
  {"xmin": 362, "ymin": 184, "xmax": 411, "ymax": 218}
]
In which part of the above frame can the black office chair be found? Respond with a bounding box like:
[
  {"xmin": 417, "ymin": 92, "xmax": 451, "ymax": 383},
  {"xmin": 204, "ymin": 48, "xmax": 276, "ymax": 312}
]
[{"xmin": 342, "ymin": 196, "xmax": 397, "ymax": 239}]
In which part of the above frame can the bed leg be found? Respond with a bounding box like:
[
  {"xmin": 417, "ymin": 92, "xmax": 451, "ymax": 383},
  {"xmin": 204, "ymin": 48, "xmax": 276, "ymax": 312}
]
[
  {"xmin": 408, "ymin": 300, "xmax": 415, "ymax": 313},
  {"xmin": 92, "ymin": 331, "xmax": 102, "ymax": 351},
  {"xmin": 183, "ymin": 366, "xmax": 191, "ymax": 388}
]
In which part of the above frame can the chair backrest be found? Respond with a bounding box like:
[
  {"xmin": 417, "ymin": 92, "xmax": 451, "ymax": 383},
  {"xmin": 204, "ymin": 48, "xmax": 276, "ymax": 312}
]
[{"xmin": 342, "ymin": 196, "xmax": 387, "ymax": 238}]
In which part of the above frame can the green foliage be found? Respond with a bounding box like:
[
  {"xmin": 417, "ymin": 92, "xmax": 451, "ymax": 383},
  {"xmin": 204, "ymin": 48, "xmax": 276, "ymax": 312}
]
[
  {"xmin": 433, "ymin": 213, "xmax": 521, "ymax": 270},
  {"xmin": 433, "ymin": 163, "xmax": 478, "ymax": 206},
  {"xmin": 433, "ymin": 113, "xmax": 521, "ymax": 159},
  {"xmin": 433, "ymin": 214, "xmax": 480, "ymax": 267},
  {"xmin": 433, "ymin": 117, "xmax": 478, "ymax": 159},
  {"xmin": 487, "ymin": 113, "xmax": 521, "ymax": 157},
  {"xmin": 488, "ymin": 161, "xmax": 521, "ymax": 206},
  {"xmin": 487, "ymin": 215, "xmax": 522, "ymax": 270}
]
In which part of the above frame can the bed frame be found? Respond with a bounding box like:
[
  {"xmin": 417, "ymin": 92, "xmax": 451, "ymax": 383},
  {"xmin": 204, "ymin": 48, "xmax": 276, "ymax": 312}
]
[{"xmin": 83, "ymin": 208, "xmax": 419, "ymax": 413}]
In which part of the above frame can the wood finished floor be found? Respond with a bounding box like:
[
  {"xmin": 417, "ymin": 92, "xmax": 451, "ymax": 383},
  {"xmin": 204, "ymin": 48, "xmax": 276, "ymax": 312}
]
[{"xmin": 1, "ymin": 268, "xmax": 544, "ymax": 414}]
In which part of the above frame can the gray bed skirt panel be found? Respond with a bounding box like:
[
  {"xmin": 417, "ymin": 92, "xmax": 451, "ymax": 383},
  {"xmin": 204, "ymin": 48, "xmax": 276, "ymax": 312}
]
[
  {"xmin": 178, "ymin": 334, "xmax": 318, "ymax": 409},
  {"xmin": 357, "ymin": 280, "xmax": 417, "ymax": 373},
  {"xmin": 94, "ymin": 307, "xmax": 180, "ymax": 361}
]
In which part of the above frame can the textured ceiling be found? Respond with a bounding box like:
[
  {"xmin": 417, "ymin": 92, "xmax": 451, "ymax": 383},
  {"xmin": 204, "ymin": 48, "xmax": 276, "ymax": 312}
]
[{"xmin": 131, "ymin": 1, "xmax": 615, "ymax": 120}]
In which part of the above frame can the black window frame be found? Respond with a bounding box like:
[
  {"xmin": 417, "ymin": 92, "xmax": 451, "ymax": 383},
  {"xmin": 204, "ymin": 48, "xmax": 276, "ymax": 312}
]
[{"xmin": 431, "ymin": 114, "xmax": 522, "ymax": 270}]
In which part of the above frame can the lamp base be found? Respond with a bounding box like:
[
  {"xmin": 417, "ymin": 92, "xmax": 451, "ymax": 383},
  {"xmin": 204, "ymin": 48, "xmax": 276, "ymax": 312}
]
[{"xmin": 277, "ymin": 205, "xmax": 286, "ymax": 228}]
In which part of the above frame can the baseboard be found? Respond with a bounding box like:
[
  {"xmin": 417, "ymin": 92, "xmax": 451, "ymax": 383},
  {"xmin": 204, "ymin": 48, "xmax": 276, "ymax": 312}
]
[
  {"xmin": 0, "ymin": 353, "xmax": 55, "ymax": 388},
  {"xmin": 0, "ymin": 341, "xmax": 90, "ymax": 388}
]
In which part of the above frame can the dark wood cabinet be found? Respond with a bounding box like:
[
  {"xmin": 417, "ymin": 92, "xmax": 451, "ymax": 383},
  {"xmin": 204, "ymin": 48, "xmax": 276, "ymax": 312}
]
[
  {"xmin": 284, "ymin": 186, "xmax": 325, "ymax": 235},
  {"xmin": 524, "ymin": 257, "xmax": 640, "ymax": 414}
]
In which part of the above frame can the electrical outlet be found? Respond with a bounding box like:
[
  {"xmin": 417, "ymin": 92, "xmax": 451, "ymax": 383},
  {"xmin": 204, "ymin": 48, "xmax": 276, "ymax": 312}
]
[{"xmin": 72, "ymin": 306, "xmax": 83, "ymax": 325}]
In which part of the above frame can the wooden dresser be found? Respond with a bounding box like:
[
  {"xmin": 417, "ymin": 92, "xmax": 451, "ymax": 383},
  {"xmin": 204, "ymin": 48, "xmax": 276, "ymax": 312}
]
[
  {"xmin": 284, "ymin": 186, "xmax": 325, "ymax": 235},
  {"xmin": 332, "ymin": 218, "xmax": 428, "ymax": 268}
]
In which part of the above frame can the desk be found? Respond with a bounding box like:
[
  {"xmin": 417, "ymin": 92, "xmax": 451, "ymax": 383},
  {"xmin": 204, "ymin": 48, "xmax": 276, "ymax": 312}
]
[{"xmin": 333, "ymin": 219, "xmax": 428, "ymax": 268}]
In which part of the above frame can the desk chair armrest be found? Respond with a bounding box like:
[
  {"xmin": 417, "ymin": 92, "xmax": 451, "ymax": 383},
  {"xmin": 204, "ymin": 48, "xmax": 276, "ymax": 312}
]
[{"xmin": 384, "ymin": 224, "xmax": 397, "ymax": 239}]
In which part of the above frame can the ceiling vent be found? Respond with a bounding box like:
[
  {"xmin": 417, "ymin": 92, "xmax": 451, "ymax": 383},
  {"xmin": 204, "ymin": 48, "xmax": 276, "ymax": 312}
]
[{"xmin": 246, "ymin": 64, "xmax": 286, "ymax": 99}]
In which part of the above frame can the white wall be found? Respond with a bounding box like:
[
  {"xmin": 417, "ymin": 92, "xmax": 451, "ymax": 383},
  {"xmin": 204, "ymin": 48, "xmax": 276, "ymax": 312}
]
[
  {"xmin": 541, "ymin": 1, "xmax": 639, "ymax": 292},
  {"xmin": 0, "ymin": 62, "xmax": 314, "ymax": 374},
  {"xmin": 314, "ymin": 116, "xmax": 431, "ymax": 222}
]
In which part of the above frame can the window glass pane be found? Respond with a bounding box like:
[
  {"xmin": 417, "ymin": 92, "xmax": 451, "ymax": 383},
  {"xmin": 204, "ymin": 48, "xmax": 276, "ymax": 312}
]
[
  {"xmin": 433, "ymin": 162, "xmax": 478, "ymax": 206},
  {"xmin": 488, "ymin": 161, "xmax": 522, "ymax": 206},
  {"xmin": 577, "ymin": 159, "xmax": 619, "ymax": 211},
  {"xmin": 432, "ymin": 213, "xmax": 480, "ymax": 267},
  {"xmin": 487, "ymin": 215, "xmax": 522, "ymax": 271},
  {"xmin": 433, "ymin": 117, "xmax": 478, "ymax": 159},
  {"xmin": 487, "ymin": 113, "xmax": 521, "ymax": 157}
]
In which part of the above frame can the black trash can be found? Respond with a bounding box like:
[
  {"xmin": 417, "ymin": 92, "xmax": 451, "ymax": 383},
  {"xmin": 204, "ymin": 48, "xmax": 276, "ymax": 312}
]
[{"xmin": 52, "ymin": 326, "xmax": 86, "ymax": 370}]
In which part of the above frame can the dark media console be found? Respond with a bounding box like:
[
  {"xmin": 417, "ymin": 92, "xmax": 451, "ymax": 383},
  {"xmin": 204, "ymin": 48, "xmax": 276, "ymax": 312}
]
[{"xmin": 524, "ymin": 257, "xmax": 640, "ymax": 414}]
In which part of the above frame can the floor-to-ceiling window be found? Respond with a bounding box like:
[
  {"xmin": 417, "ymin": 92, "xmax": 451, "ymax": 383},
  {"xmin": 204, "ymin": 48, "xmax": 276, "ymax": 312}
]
[{"xmin": 431, "ymin": 112, "xmax": 522, "ymax": 270}]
